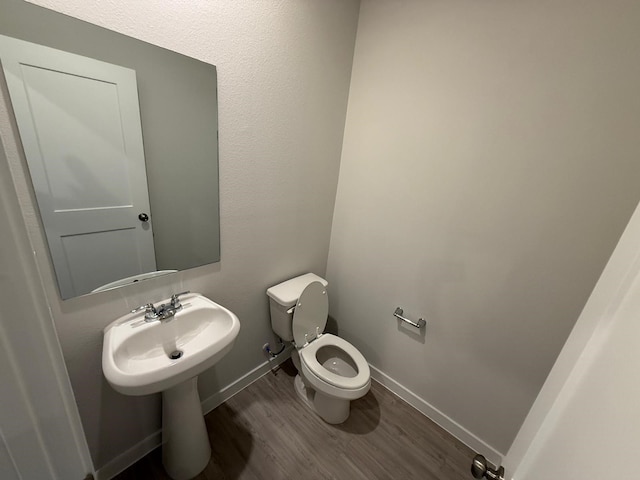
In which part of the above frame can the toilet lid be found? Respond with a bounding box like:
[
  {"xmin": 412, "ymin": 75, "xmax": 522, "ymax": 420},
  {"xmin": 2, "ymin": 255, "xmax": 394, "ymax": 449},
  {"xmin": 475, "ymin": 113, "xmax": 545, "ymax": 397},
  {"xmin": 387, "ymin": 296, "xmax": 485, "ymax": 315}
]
[{"xmin": 292, "ymin": 281, "xmax": 328, "ymax": 346}]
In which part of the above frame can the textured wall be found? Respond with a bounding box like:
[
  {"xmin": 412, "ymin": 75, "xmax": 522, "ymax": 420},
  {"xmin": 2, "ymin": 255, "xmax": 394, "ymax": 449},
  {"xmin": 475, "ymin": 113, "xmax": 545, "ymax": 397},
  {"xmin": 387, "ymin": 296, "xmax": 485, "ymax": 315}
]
[
  {"xmin": 8, "ymin": 0, "xmax": 640, "ymax": 469},
  {"xmin": 327, "ymin": 0, "xmax": 640, "ymax": 454},
  {"xmin": 1, "ymin": 0, "xmax": 359, "ymax": 469}
]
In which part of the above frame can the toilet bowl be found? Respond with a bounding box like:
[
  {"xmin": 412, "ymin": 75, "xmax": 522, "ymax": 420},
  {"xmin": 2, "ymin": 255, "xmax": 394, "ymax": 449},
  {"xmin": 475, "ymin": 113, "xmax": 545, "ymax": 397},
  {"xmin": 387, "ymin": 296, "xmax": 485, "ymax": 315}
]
[{"xmin": 267, "ymin": 274, "xmax": 370, "ymax": 424}]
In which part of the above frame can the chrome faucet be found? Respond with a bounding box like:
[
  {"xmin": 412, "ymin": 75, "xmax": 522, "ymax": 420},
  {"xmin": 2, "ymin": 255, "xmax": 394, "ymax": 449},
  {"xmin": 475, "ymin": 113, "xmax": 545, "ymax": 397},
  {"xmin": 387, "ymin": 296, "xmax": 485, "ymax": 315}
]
[
  {"xmin": 157, "ymin": 291, "xmax": 190, "ymax": 320},
  {"xmin": 131, "ymin": 291, "xmax": 190, "ymax": 322}
]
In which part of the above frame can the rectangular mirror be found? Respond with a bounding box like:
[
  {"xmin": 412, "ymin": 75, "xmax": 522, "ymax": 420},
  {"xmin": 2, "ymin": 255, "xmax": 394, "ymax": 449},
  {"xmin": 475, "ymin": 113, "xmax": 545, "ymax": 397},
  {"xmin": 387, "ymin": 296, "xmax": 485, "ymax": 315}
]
[{"xmin": 0, "ymin": 0, "xmax": 220, "ymax": 299}]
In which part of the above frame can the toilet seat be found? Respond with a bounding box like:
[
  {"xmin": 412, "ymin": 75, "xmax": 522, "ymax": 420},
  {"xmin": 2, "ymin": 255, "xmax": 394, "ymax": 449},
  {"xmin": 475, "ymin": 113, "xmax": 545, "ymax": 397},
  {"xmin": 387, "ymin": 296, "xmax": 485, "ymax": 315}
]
[
  {"xmin": 299, "ymin": 334, "xmax": 370, "ymax": 390},
  {"xmin": 292, "ymin": 280, "xmax": 370, "ymax": 397}
]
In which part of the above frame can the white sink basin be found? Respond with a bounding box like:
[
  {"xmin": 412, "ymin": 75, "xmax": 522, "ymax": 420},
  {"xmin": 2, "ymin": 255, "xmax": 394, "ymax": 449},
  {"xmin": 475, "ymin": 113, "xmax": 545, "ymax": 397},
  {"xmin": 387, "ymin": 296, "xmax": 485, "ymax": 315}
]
[
  {"xmin": 102, "ymin": 292, "xmax": 240, "ymax": 479},
  {"xmin": 103, "ymin": 293, "xmax": 240, "ymax": 396}
]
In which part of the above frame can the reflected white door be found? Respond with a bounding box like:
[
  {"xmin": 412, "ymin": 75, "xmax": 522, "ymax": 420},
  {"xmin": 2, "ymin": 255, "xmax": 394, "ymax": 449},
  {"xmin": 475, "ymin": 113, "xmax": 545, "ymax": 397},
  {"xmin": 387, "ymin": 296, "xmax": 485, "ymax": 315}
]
[{"xmin": 0, "ymin": 34, "xmax": 155, "ymax": 298}]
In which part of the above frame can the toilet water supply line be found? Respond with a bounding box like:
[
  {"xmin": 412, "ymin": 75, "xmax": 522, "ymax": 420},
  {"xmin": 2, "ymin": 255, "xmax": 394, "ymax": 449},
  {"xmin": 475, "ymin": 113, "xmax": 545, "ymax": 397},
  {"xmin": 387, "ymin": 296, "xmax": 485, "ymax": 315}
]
[{"xmin": 263, "ymin": 338, "xmax": 286, "ymax": 358}]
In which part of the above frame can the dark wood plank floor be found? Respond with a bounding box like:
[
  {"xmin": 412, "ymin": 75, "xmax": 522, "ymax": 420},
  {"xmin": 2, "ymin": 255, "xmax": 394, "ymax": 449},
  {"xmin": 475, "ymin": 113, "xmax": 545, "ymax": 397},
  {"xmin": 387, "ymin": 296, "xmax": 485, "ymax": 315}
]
[{"xmin": 114, "ymin": 360, "xmax": 474, "ymax": 480}]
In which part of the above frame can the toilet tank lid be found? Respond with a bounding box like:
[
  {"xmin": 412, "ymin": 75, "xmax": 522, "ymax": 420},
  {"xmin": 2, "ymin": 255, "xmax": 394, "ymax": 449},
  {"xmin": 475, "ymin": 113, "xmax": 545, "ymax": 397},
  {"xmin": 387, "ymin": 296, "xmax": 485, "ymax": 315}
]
[{"xmin": 266, "ymin": 273, "xmax": 328, "ymax": 307}]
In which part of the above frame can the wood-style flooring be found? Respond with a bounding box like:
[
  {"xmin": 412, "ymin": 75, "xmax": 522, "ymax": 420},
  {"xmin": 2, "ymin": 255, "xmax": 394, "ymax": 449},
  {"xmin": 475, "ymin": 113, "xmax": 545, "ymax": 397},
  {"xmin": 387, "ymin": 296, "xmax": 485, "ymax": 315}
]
[{"xmin": 114, "ymin": 360, "xmax": 474, "ymax": 480}]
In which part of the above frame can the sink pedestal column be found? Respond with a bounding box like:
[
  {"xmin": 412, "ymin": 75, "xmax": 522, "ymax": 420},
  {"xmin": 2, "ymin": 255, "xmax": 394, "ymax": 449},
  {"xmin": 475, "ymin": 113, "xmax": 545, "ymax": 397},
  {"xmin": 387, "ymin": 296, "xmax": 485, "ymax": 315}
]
[{"xmin": 162, "ymin": 377, "xmax": 211, "ymax": 480}]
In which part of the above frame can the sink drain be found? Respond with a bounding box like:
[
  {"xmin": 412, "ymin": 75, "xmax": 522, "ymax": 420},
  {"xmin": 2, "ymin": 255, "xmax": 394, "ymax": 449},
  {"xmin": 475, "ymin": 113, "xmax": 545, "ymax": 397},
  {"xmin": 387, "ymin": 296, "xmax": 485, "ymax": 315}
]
[{"xmin": 168, "ymin": 350, "xmax": 183, "ymax": 360}]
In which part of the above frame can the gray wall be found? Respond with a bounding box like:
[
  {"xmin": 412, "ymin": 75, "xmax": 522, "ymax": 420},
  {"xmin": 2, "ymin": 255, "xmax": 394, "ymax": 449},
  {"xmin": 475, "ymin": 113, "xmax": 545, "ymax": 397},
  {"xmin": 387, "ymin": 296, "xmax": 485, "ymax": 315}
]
[
  {"xmin": 7, "ymin": 0, "xmax": 640, "ymax": 471},
  {"xmin": 0, "ymin": 0, "xmax": 220, "ymax": 276},
  {"xmin": 327, "ymin": 0, "xmax": 640, "ymax": 455},
  {"xmin": 0, "ymin": 0, "xmax": 360, "ymax": 470}
]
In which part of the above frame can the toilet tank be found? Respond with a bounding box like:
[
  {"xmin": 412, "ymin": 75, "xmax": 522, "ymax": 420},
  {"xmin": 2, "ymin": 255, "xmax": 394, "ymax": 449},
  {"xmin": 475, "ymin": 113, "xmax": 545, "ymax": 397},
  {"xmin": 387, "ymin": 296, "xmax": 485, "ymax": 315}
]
[{"xmin": 266, "ymin": 273, "xmax": 328, "ymax": 341}]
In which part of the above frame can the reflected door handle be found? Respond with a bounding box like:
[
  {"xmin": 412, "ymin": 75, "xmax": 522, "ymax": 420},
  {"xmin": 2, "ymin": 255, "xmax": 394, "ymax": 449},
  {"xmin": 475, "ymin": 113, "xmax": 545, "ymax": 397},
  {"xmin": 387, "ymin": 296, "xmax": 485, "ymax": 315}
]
[{"xmin": 138, "ymin": 213, "xmax": 149, "ymax": 222}]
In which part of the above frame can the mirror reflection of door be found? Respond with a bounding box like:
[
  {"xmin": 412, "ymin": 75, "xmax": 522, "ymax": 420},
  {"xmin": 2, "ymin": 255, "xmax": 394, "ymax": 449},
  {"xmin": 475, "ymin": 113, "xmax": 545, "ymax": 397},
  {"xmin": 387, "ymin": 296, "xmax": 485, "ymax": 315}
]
[{"xmin": 0, "ymin": 34, "xmax": 156, "ymax": 298}]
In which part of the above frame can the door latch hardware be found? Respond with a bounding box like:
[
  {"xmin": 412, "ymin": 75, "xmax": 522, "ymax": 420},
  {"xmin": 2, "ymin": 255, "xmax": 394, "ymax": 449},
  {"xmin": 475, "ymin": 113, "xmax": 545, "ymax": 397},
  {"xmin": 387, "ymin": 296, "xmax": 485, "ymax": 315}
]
[{"xmin": 471, "ymin": 454, "xmax": 504, "ymax": 480}]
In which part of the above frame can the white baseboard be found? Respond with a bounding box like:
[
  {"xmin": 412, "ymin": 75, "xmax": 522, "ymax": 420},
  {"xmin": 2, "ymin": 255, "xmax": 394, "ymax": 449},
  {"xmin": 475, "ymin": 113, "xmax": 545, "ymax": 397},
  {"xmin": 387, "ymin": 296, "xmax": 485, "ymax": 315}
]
[
  {"xmin": 369, "ymin": 364, "xmax": 504, "ymax": 467},
  {"xmin": 96, "ymin": 348, "xmax": 292, "ymax": 480},
  {"xmin": 201, "ymin": 346, "xmax": 293, "ymax": 415}
]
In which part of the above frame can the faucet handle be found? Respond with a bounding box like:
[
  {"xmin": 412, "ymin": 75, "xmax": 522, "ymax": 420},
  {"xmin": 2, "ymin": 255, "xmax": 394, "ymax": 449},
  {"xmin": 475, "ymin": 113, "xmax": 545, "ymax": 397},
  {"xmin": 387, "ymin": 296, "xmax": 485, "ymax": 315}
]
[
  {"xmin": 131, "ymin": 302, "xmax": 154, "ymax": 314},
  {"xmin": 130, "ymin": 305, "xmax": 146, "ymax": 314},
  {"xmin": 170, "ymin": 291, "xmax": 190, "ymax": 308},
  {"xmin": 131, "ymin": 303, "xmax": 158, "ymax": 321}
]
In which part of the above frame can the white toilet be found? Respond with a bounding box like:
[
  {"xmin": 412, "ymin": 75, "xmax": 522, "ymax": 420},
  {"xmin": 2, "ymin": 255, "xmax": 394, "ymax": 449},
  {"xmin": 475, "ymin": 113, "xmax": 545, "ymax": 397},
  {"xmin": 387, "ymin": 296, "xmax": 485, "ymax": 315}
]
[{"xmin": 267, "ymin": 273, "xmax": 370, "ymax": 424}]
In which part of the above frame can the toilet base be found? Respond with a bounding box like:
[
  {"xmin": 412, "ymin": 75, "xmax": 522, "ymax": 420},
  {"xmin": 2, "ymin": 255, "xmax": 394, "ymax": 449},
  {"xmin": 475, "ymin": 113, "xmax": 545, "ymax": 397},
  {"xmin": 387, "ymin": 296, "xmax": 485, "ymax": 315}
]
[
  {"xmin": 314, "ymin": 390, "xmax": 350, "ymax": 424},
  {"xmin": 294, "ymin": 374, "xmax": 315, "ymax": 411},
  {"xmin": 294, "ymin": 374, "xmax": 350, "ymax": 424}
]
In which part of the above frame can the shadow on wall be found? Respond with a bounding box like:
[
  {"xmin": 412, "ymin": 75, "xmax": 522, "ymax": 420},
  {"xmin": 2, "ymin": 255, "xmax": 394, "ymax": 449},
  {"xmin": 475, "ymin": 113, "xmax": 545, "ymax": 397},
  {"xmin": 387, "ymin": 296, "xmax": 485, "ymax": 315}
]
[
  {"xmin": 395, "ymin": 315, "xmax": 427, "ymax": 345},
  {"xmin": 326, "ymin": 315, "xmax": 340, "ymax": 336}
]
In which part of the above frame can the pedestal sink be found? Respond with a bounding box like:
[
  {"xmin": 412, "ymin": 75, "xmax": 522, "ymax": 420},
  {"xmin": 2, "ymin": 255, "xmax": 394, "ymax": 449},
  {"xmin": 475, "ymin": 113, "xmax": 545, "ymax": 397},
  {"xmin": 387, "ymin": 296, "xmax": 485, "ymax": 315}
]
[{"xmin": 102, "ymin": 293, "xmax": 240, "ymax": 480}]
